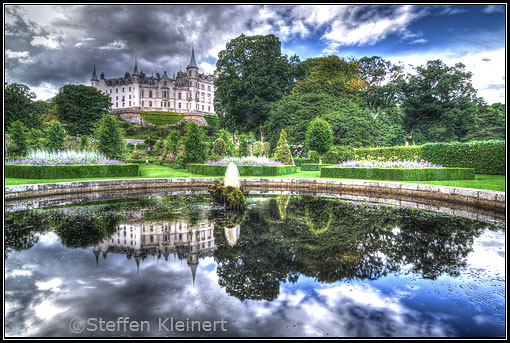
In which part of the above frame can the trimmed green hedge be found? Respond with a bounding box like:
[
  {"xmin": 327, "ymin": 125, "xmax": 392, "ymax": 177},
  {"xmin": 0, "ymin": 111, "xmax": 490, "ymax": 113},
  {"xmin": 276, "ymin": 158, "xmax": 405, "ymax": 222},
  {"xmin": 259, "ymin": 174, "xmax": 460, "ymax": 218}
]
[
  {"xmin": 343, "ymin": 140, "xmax": 504, "ymax": 175},
  {"xmin": 204, "ymin": 114, "xmax": 219, "ymax": 129},
  {"xmin": 320, "ymin": 166, "xmax": 475, "ymax": 181},
  {"xmin": 294, "ymin": 158, "xmax": 311, "ymax": 167},
  {"xmin": 301, "ymin": 163, "xmax": 334, "ymax": 171},
  {"xmin": 139, "ymin": 111, "xmax": 185, "ymax": 126},
  {"xmin": 5, "ymin": 164, "xmax": 139, "ymax": 179},
  {"xmin": 188, "ymin": 164, "xmax": 297, "ymax": 176}
]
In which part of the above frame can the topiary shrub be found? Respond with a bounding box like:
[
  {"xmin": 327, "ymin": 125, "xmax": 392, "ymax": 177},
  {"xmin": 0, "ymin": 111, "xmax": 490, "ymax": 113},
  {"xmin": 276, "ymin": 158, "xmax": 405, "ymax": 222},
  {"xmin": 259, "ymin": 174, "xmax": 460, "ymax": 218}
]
[
  {"xmin": 208, "ymin": 180, "xmax": 248, "ymax": 210},
  {"xmin": 273, "ymin": 129, "xmax": 294, "ymax": 165}
]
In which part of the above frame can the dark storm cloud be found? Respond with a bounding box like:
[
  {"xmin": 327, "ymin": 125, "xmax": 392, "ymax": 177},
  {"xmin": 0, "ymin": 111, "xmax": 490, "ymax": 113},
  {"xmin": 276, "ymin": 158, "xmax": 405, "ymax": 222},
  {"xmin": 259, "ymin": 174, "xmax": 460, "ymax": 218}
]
[{"xmin": 5, "ymin": 5, "xmax": 260, "ymax": 92}]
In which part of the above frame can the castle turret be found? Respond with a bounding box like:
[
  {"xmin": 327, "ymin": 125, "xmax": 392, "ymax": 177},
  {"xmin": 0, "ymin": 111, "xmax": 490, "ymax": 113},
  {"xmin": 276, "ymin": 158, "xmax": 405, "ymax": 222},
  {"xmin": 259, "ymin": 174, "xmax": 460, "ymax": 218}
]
[
  {"xmin": 186, "ymin": 46, "xmax": 199, "ymax": 112},
  {"xmin": 132, "ymin": 58, "xmax": 140, "ymax": 83},
  {"xmin": 91, "ymin": 64, "xmax": 99, "ymax": 87}
]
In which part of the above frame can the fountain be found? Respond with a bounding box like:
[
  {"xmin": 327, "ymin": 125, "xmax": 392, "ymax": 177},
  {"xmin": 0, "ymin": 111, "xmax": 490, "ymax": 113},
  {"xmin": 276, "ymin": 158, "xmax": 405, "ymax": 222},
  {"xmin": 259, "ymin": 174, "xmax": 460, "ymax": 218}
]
[{"xmin": 224, "ymin": 162, "xmax": 240, "ymax": 188}]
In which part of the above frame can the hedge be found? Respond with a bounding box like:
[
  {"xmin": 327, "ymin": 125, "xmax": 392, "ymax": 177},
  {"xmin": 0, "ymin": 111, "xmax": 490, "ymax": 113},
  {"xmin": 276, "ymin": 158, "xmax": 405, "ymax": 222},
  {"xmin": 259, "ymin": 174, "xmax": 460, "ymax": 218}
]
[
  {"xmin": 188, "ymin": 164, "xmax": 297, "ymax": 176},
  {"xmin": 204, "ymin": 114, "xmax": 220, "ymax": 129},
  {"xmin": 294, "ymin": 158, "xmax": 311, "ymax": 167},
  {"xmin": 139, "ymin": 111, "xmax": 185, "ymax": 126},
  {"xmin": 5, "ymin": 164, "xmax": 140, "ymax": 179},
  {"xmin": 341, "ymin": 140, "xmax": 504, "ymax": 175},
  {"xmin": 301, "ymin": 163, "xmax": 334, "ymax": 171},
  {"xmin": 320, "ymin": 166, "xmax": 475, "ymax": 181}
]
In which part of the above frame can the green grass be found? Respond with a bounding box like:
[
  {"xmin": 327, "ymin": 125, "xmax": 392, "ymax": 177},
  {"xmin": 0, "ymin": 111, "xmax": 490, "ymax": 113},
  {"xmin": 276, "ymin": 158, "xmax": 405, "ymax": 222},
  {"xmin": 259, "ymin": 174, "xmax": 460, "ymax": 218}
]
[{"xmin": 4, "ymin": 164, "xmax": 505, "ymax": 192}]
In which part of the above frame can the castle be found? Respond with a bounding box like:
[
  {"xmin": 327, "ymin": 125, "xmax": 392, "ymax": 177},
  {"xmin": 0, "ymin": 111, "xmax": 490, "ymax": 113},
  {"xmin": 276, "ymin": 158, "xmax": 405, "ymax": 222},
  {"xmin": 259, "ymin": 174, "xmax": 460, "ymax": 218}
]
[{"xmin": 90, "ymin": 47, "xmax": 217, "ymax": 117}]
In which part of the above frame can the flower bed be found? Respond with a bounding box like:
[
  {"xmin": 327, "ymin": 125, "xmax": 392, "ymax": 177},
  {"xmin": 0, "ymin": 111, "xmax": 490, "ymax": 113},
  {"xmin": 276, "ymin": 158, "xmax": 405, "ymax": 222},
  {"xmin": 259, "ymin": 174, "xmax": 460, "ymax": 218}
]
[
  {"xmin": 6, "ymin": 150, "xmax": 124, "ymax": 165},
  {"xmin": 5, "ymin": 150, "xmax": 138, "ymax": 179},
  {"xmin": 188, "ymin": 164, "xmax": 297, "ymax": 176}
]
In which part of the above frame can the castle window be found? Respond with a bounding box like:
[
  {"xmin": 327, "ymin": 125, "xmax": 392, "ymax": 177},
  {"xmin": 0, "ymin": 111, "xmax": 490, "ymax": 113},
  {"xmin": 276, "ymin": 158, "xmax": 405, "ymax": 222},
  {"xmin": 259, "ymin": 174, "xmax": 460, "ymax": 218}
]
[
  {"xmin": 116, "ymin": 88, "xmax": 118, "ymax": 93},
  {"xmin": 129, "ymin": 87, "xmax": 131, "ymax": 92},
  {"xmin": 178, "ymin": 92, "xmax": 181, "ymax": 100},
  {"xmin": 208, "ymin": 85, "xmax": 210, "ymax": 91},
  {"xmin": 142, "ymin": 101, "xmax": 145, "ymax": 107},
  {"xmin": 116, "ymin": 96, "xmax": 118, "ymax": 100},
  {"xmin": 202, "ymin": 105, "xmax": 204, "ymax": 111},
  {"xmin": 208, "ymin": 106, "xmax": 211, "ymax": 112},
  {"xmin": 129, "ymin": 101, "xmax": 131, "ymax": 106},
  {"xmin": 116, "ymin": 102, "xmax": 118, "ymax": 107},
  {"xmin": 149, "ymin": 90, "xmax": 153, "ymax": 98},
  {"xmin": 141, "ymin": 89, "xmax": 144, "ymax": 97},
  {"xmin": 122, "ymin": 88, "xmax": 125, "ymax": 92},
  {"xmin": 110, "ymin": 89, "xmax": 112, "ymax": 94},
  {"xmin": 164, "ymin": 81, "xmax": 167, "ymax": 86},
  {"xmin": 149, "ymin": 101, "xmax": 152, "ymax": 107},
  {"xmin": 178, "ymin": 103, "xmax": 181, "ymax": 109},
  {"xmin": 129, "ymin": 95, "xmax": 131, "ymax": 99},
  {"xmin": 201, "ymin": 84, "xmax": 204, "ymax": 90}
]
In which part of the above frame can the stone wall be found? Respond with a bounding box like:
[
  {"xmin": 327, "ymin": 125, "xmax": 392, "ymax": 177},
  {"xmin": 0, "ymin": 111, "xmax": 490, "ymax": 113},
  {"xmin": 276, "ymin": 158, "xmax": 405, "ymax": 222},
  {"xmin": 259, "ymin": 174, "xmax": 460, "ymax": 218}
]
[{"xmin": 5, "ymin": 178, "xmax": 505, "ymax": 219}]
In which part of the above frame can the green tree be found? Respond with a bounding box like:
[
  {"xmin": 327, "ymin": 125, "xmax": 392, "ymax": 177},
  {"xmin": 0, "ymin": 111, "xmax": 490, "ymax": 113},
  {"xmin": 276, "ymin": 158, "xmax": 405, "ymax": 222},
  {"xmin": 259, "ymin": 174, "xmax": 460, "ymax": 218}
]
[
  {"xmin": 5, "ymin": 83, "xmax": 41, "ymax": 129},
  {"xmin": 54, "ymin": 84, "xmax": 112, "ymax": 136},
  {"xmin": 462, "ymin": 102, "xmax": 505, "ymax": 141},
  {"xmin": 253, "ymin": 141, "xmax": 264, "ymax": 157},
  {"xmin": 399, "ymin": 60, "xmax": 479, "ymax": 143},
  {"xmin": 358, "ymin": 56, "xmax": 405, "ymax": 119},
  {"xmin": 44, "ymin": 120, "xmax": 67, "ymax": 151},
  {"xmin": 212, "ymin": 137, "xmax": 226, "ymax": 157},
  {"xmin": 305, "ymin": 118, "xmax": 333, "ymax": 164},
  {"xmin": 217, "ymin": 129, "xmax": 235, "ymax": 157},
  {"xmin": 93, "ymin": 114, "xmax": 127, "ymax": 160},
  {"xmin": 292, "ymin": 56, "xmax": 365, "ymax": 99},
  {"xmin": 7, "ymin": 121, "xmax": 29, "ymax": 156},
  {"xmin": 214, "ymin": 34, "xmax": 298, "ymax": 137},
  {"xmin": 238, "ymin": 134, "xmax": 250, "ymax": 157},
  {"xmin": 272, "ymin": 129, "xmax": 294, "ymax": 165},
  {"xmin": 181, "ymin": 121, "xmax": 208, "ymax": 164},
  {"xmin": 26, "ymin": 128, "xmax": 45, "ymax": 151}
]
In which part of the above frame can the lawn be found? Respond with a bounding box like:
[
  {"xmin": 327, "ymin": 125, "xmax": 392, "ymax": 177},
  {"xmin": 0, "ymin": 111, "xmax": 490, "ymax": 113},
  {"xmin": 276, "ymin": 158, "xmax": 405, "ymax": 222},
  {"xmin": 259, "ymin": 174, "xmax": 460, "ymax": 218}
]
[{"xmin": 4, "ymin": 164, "xmax": 505, "ymax": 192}]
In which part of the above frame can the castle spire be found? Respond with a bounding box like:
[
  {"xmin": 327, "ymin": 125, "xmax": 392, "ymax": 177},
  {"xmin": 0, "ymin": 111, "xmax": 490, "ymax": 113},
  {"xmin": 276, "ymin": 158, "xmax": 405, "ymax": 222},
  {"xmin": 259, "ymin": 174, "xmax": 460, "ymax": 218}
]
[
  {"xmin": 91, "ymin": 64, "xmax": 98, "ymax": 81},
  {"xmin": 188, "ymin": 45, "xmax": 198, "ymax": 68},
  {"xmin": 133, "ymin": 57, "xmax": 139, "ymax": 75}
]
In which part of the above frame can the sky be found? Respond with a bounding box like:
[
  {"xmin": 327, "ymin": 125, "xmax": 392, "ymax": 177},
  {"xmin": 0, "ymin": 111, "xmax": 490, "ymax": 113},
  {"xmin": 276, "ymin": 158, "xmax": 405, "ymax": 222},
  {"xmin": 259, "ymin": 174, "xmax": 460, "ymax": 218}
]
[{"xmin": 4, "ymin": 4, "xmax": 506, "ymax": 104}]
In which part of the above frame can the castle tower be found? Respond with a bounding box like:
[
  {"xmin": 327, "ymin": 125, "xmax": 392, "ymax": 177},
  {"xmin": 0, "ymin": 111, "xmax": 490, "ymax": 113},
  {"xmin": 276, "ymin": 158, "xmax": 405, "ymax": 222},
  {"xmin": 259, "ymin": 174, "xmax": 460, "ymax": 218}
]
[
  {"xmin": 91, "ymin": 64, "xmax": 99, "ymax": 87},
  {"xmin": 131, "ymin": 58, "xmax": 140, "ymax": 83},
  {"xmin": 186, "ymin": 46, "xmax": 199, "ymax": 112}
]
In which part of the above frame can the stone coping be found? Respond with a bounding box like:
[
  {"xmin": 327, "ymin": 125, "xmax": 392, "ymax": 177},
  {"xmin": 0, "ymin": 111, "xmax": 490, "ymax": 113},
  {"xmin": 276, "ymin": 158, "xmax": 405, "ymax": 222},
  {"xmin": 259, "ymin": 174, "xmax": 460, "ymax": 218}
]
[{"xmin": 5, "ymin": 178, "xmax": 505, "ymax": 215}]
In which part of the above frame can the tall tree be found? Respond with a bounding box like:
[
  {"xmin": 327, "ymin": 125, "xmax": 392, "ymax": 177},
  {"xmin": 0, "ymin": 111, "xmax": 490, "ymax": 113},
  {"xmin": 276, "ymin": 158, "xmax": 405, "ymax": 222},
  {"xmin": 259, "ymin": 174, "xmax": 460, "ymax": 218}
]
[
  {"xmin": 358, "ymin": 56, "xmax": 405, "ymax": 119},
  {"xmin": 462, "ymin": 102, "xmax": 506, "ymax": 141},
  {"xmin": 214, "ymin": 34, "xmax": 298, "ymax": 137},
  {"xmin": 44, "ymin": 120, "xmax": 67, "ymax": 151},
  {"xmin": 181, "ymin": 121, "xmax": 208, "ymax": 164},
  {"xmin": 4, "ymin": 83, "xmax": 41, "ymax": 129},
  {"xmin": 93, "ymin": 114, "xmax": 127, "ymax": 160},
  {"xmin": 305, "ymin": 118, "xmax": 333, "ymax": 164},
  {"xmin": 54, "ymin": 84, "xmax": 112, "ymax": 136},
  {"xmin": 291, "ymin": 56, "xmax": 365, "ymax": 99},
  {"xmin": 399, "ymin": 60, "xmax": 479, "ymax": 143}
]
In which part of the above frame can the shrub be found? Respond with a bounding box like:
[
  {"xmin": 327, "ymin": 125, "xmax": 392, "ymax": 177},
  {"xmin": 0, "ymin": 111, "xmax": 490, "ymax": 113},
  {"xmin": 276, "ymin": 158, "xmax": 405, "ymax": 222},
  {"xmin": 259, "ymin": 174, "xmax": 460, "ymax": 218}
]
[
  {"xmin": 94, "ymin": 114, "xmax": 127, "ymax": 160},
  {"xmin": 79, "ymin": 135, "xmax": 90, "ymax": 151},
  {"xmin": 272, "ymin": 129, "xmax": 294, "ymax": 165},
  {"xmin": 181, "ymin": 121, "xmax": 208, "ymax": 164},
  {"xmin": 301, "ymin": 163, "xmax": 334, "ymax": 171},
  {"xmin": 63, "ymin": 136, "xmax": 81, "ymax": 150},
  {"xmin": 5, "ymin": 164, "xmax": 139, "ymax": 179},
  {"xmin": 5, "ymin": 134, "xmax": 18, "ymax": 158},
  {"xmin": 135, "ymin": 143, "xmax": 145, "ymax": 150},
  {"xmin": 238, "ymin": 134, "xmax": 250, "ymax": 157},
  {"xmin": 212, "ymin": 138, "xmax": 227, "ymax": 157},
  {"xmin": 305, "ymin": 118, "xmax": 333, "ymax": 164},
  {"xmin": 309, "ymin": 150, "xmax": 319, "ymax": 163},
  {"xmin": 320, "ymin": 166, "xmax": 475, "ymax": 181},
  {"xmin": 44, "ymin": 120, "xmax": 66, "ymax": 151},
  {"xmin": 294, "ymin": 157, "xmax": 311, "ymax": 167},
  {"xmin": 139, "ymin": 111, "xmax": 185, "ymax": 126},
  {"xmin": 253, "ymin": 141, "xmax": 264, "ymax": 157},
  {"xmin": 8, "ymin": 120, "xmax": 29, "ymax": 156}
]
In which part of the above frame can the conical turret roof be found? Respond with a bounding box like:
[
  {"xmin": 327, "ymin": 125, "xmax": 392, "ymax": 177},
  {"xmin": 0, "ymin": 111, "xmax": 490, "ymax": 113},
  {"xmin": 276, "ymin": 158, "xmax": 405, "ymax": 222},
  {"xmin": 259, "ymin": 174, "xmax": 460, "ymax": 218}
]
[
  {"xmin": 188, "ymin": 46, "xmax": 198, "ymax": 69},
  {"xmin": 91, "ymin": 64, "xmax": 98, "ymax": 81}
]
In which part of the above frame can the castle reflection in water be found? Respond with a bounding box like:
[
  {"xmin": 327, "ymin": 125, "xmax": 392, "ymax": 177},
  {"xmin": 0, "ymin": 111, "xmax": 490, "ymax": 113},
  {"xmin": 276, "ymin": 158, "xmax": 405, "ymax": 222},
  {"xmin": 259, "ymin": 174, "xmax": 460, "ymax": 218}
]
[{"xmin": 92, "ymin": 217, "xmax": 240, "ymax": 283}]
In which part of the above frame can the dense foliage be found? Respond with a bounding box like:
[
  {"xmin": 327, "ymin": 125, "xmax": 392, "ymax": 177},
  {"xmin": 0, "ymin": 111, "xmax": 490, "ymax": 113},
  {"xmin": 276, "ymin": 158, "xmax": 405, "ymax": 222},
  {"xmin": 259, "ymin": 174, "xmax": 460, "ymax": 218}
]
[
  {"xmin": 93, "ymin": 114, "xmax": 127, "ymax": 160},
  {"xmin": 54, "ymin": 84, "xmax": 112, "ymax": 136},
  {"xmin": 139, "ymin": 111, "xmax": 185, "ymax": 126}
]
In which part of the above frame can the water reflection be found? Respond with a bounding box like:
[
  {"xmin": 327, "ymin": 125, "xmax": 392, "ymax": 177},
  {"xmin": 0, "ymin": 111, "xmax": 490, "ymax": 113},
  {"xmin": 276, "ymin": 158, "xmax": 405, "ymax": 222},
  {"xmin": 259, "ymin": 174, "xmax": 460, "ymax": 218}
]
[{"xmin": 4, "ymin": 195, "xmax": 505, "ymax": 337}]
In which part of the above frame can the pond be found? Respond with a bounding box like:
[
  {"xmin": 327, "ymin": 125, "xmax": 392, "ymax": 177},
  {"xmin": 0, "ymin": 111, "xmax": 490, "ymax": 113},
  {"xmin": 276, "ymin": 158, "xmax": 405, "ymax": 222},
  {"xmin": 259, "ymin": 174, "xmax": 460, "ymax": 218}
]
[{"xmin": 4, "ymin": 194, "xmax": 505, "ymax": 337}]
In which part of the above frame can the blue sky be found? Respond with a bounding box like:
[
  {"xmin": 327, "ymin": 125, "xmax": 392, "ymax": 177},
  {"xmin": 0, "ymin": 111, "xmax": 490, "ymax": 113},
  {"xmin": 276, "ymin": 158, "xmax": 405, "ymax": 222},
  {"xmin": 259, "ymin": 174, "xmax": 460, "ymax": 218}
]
[{"xmin": 4, "ymin": 4, "xmax": 506, "ymax": 104}]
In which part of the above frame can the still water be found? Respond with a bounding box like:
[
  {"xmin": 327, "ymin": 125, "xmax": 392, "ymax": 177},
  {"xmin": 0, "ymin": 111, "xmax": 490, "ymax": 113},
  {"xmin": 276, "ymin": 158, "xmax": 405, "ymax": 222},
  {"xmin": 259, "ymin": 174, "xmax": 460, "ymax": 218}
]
[{"xmin": 4, "ymin": 194, "xmax": 505, "ymax": 337}]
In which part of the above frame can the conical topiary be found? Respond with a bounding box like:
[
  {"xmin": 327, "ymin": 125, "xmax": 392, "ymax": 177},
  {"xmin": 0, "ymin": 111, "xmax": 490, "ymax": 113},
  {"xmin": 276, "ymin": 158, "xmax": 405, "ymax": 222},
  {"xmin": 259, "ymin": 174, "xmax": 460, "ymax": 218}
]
[{"xmin": 273, "ymin": 129, "xmax": 294, "ymax": 165}]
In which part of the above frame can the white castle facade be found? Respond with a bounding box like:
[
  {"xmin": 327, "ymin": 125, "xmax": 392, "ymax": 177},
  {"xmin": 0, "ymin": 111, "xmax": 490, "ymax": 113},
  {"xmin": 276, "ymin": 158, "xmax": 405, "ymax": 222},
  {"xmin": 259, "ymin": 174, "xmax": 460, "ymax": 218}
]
[{"xmin": 90, "ymin": 47, "xmax": 217, "ymax": 115}]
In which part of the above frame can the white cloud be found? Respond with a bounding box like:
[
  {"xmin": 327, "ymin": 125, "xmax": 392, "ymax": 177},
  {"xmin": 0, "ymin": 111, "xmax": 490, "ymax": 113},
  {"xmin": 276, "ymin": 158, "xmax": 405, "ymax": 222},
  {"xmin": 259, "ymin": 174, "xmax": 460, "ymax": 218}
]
[
  {"xmin": 199, "ymin": 61, "xmax": 216, "ymax": 75},
  {"xmin": 386, "ymin": 47, "xmax": 506, "ymax": 104},
  {"xmin": 6, "ymin": 49, "xmax": 35, "ymax": 64},
  {"xmin": 483, "ymin": 5, "xmax": 504, "ymax": 14},
  {"xmin": 31, "ymin": 83, "xmax": 59, "ymax": 100},
  {"xmin": 410, "ymin": 38, "xmax": 428, "ymax": 44},
  {"xmin": 31, "ymin": 35, "xmax": 61, "ymax": 49},
  {"xmin": 97, "ymin": 40, "xmax": 128, "ymax": 50}
]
